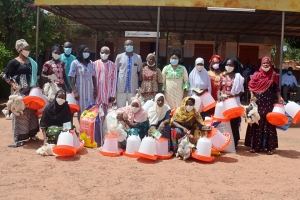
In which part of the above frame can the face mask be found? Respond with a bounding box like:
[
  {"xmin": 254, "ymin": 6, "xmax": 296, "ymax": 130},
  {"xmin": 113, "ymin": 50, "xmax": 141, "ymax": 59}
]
[
  {"xmin": 225, "ymin": 66, "xmax": 234, "ymax": 73},
  {"xmin": 262, "ymin": 67, "xmax": 270, "ymax": 72},
  {"xmin": 170, "ymin": 59, "xmax": 179, "ymax": 65},
  {"xmin": 100, "ymin": 53, "xmax": 109, "ymax": 60},
  {"xmin": 125, "ymin": 45, "xmax": 133, "ymax": 52},
  {"xmin": 83, "ymin": 52, "xmax": 90, "ymax": 59},
  {"xmin": 56, "ymin": 98, "xmax": 65, "ymax": 105},
  {"xmin": 287, "ymin": 71, "xmax": 292, "ymax": 75},
  {"xmin": 186, "ymin": 105, "xmax": 194, "ymax": 112},
  {"xmin": 196, "ymin": 65, "xmax": 204, "ymax": 71},
  {"xmin": 52, "ymin": 52, "xmax": 60, "ymax": 60},
  {"xmin": 212, "ymin": 64, "xmax": 219, "ymax": 69},
  {"xmin": 21, "ymin": 50, "xmax": 30, "ymax": 57},
  {"xmin": 131, "ymin": 106, "xmax": 139, "ymax": 113},
  {"xmin": 64, "ymin": 48, "xmax": 72, "ymax": 55}
]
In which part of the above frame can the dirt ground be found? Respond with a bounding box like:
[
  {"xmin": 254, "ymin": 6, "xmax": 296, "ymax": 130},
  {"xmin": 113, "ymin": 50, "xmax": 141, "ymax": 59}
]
[{"xmin": 0, "ymin": 113, "xmax": 300, "ymax": 200}]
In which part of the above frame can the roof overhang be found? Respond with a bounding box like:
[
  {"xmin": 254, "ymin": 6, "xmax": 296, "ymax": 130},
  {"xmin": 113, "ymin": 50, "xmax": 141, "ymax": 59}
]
[{"xmin": 34, "ymin": 0, "xmax": 300, "ymax": 38}]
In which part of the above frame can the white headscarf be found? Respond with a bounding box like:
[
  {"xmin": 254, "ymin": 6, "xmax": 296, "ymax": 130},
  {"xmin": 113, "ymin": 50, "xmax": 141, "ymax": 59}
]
[
  {"xmin": 189, "ymin": 57, "xmax": 211, "ymax": 95},
  {"xmin": 15, "ymin": 39, "xmax": 29, "ymax": 52},
  {"xmin": 148, "ymin": 93, "xmax": 170, "ymax": 125}
]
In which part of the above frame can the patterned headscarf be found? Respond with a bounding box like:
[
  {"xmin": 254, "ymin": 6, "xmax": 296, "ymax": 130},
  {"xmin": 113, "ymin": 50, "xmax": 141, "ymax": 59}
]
[
  {"xmin": 146, "ymin": 52, "xmax": 156, "ymax": 61},
  {"xmin": 170, "ymin": 96, "xmax": 204, "ymax": 125},
  {"xmin": 15, "ymin": 39, "xmax": 29, "ymax": 52}
]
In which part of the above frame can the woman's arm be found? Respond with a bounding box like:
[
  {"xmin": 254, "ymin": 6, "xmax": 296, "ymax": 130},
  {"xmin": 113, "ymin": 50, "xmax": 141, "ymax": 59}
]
[
  {"xmin": 124, "ymin": 119, "xmax": 140, "ymax": 128},
  {"xmin": 171, "ymin": 121, "xmax": 189, "ymax": 134},
  {"xmin": 276, "ymin": 91, "xmax": 284, "ymax": 103},
  {"xmin": 92, "ymin": 76, "xmax": 97, "ymax": 98},
  {"xmin": 42, "ymin": 128, "xmax": 47, "ymax": 145},
  {"xmin": 70, "ymin": 77, "xmax": 79, "ymax": 100}
]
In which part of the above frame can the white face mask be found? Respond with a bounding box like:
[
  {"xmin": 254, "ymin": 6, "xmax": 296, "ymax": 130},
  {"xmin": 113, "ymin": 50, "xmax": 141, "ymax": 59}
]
[
  {"xmin": 100, "ymin": 53, "xmax": 109, "ymax": 60},
  {"xmin": 56, "ymin": 98, "xmax": 65, "ymax": 105},
  {"xmin": 21, "ymin": 50, "xmax": 30, "ymax": 57},
  {"xmin": 212, "ymin": 64, "xmax": 219, "ymax": 69},
  {"xmin": 196, "ymin": 65, "xmax": 204, "ymax": 71},
  {"xmin": 131, "ymin": 106, "xmax": 139, "ymax": 113},
  {"xmin": 52, "ymin": 52, "xmax": 60, "ymax": 60},
  {"xmin": 186, "ymin": 105, "xmax": 194, "ymax": 112},
  {"xmin": 225, "ymin": 66, "xmax": 234, "ymax": 73},
  {"xmin": 147, "ymin": 61, "xmax": 155, "ymax": 67},
  {"xmin": 262, "ymin": 67, "xmax": 270, "ymax": 72}
]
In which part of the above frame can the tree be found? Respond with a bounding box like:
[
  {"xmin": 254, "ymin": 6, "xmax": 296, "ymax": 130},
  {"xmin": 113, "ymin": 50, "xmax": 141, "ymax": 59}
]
[{"xmin": 285, "ymin": 38, "xmax": 300, "ymax": 49}]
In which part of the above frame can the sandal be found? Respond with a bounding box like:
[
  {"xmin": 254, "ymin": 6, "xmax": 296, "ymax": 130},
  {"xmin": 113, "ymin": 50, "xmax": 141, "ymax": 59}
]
[
  {"xmin": 250, "ymin": 149, "xmax": 256, "ymax": 153},
  {"xmin": 8, "ymin": 141, "xmax": 24, "ymax": 148},
  {"xmin": 30, "ymin": 136, "xmax": 39, "ymax": 141},
  {"xmin": 267, "ymin": 151, "xmax": 273, "ymax": 155}
]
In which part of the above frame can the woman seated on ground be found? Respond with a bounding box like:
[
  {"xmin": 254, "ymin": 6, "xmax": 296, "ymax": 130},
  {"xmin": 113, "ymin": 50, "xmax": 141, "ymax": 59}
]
[
  {"xmin": 148, "ymin": 93, "xmax": 171, "ymax": 148},
  {"xmin": 40, "ymin": 90, "xmax": 72, "ymax": 145},
  {"xmin": 170, "ymin": 97, "xmax": 211, "ymax": 153},
  {"xmin": 117, "ymin": 97, "xmax": 150, "ymax": 145}
]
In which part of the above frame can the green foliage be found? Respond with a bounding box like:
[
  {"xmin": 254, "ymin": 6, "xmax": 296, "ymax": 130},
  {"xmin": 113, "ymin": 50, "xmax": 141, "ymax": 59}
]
[
  {"xmin": 285, "ymin": 38, "xmax": 300, "ymax": 49},
  {"xmin": 0, "ymin": 42, "xmax": 14, "ymax": 98}
]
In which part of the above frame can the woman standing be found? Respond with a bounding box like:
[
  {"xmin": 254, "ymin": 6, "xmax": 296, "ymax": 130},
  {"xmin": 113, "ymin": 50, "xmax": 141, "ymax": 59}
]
[
  {"xmin": 170, "ymin": 97, "xmax": 210, "ymax": 153},
  {"xmin": 139, "ymin": 53, "xmax": 163, "ymax": 101},
  {"xmin": 0, "ymin": 39, "xmax": 39, "ymax": 147},
  {"xmin": 188, "ymin": 57, "xmax": 211, "ymax": 118},
  {"xmin": 245, "ymin": 56, "xmax": 284, "ymax": 155},
  {"xmin": 41, "ymin": 44, "xmax": 72, "ymax": 91},
  {"xmin": 218, "ymin": 58, "xmax": 244, "ymax": 148},
  {"xmin": 208, "ymin": 55, "xmax": 223, "ymax": 101},
  {"xmin": 162, "ymin": 49, "xmax": 189, "ymax": 109},
  {"xmin": 69, "ymin": 45, "xmax": 97, "ymax": 120}
]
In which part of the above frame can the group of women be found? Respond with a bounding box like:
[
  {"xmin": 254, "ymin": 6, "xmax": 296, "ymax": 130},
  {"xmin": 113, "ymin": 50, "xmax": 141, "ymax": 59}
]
[{"xmin": 2, "ymin": 39, "xmax": 282, "ymax": 156}]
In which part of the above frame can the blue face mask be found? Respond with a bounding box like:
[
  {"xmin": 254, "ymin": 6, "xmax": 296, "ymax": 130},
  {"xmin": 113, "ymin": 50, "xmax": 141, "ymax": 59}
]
[
  {"xmin": 287, "ymin": 71, "xmax": 292, "ymax": 75},
  {"xmin": 125, "ymin": 45, "xmax": 133, "ymax": 52},
  {"xmin": 170, "ymin": 59, "xmax": 179, "ymax": 65},
  {"xmin": 83, "ymin": 52, "xmax": 90, "ymax": 59},
  {"xmin": 64, "ymin": 48, "xmax": 72, "ymax": 55}
]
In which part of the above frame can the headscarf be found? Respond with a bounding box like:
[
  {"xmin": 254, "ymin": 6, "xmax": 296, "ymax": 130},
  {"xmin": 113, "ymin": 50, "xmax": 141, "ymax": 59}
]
[
  {"xmin": 15, "ymin": 39, "xmax": 29, "ymax": 52},
  {"xmin": 189, "ymin": 57, "xmax": 211, "ymax": 93},
  {"xmin": 117, "ymin": 97, "xmax": 148, "ymax": 123},
  {"xmin": 209, "ymin": 54, "xmax": 223, "ymax": 71},
  {"xmin": 170, "ymin": 96, "xmax": 204, "ymax": 125},
  {"xmin": 146, "ymin": 52, "xmax": 156, "ymax": 61},
  {"xmin": 248, "ymin": 56, "xmax": 279, "ymax": 93},
  {"xmin": 40, "ymin": 90, "xmax": 72, "ymax": 128},
  {"xmin": 148, "ymin": 93, "xmax": 170, "ymax": 125},
  {"xmin": 48, "ymin": 44, "xmax": 62, "ymax": 60}
]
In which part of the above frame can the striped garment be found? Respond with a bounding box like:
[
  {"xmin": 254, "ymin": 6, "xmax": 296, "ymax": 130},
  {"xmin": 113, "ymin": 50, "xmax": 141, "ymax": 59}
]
[{"xmin": 93, "ymin": 60, "xmax": 117, "ymax": 108}]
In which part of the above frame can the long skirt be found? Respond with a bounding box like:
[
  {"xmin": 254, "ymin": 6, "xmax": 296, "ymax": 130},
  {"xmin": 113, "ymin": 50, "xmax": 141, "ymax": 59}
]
[{"xmin": 12, "ymin": 108, "xmax": 39, "ymax": 142}]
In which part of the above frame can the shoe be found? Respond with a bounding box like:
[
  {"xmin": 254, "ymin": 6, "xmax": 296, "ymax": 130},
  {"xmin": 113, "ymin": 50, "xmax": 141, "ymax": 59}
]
[
  {"xmin": 6, "ymin": 113, "xmax": 13, "ymax": 120},
  {"xmin": 8, "ymin": 141, "xmax": 24, "ymax": 148}
]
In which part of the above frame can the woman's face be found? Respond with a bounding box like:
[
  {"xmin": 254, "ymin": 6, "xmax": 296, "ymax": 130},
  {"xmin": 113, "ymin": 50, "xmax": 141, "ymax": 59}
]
[
  {"xmin": 57, "ymin": 93, "xmax": 65, "ymax": 99},
  {"xmin": 262, "ymin": 59, "xmax": 270, "ymax": 68},
  {"xmin": 53, "ymin": 49, "xmax": 61, "ymax": 55},
  {"xmin": 212, "ymin": 58, "xmax": 220, "ymax": 65},
  {"xmin": 147, "ymin": 56, "xmax": 156, "ymax": 66},
  {"xmin": 170, "ymin": 55, "xmax": 179, "ymax": 61},
  {"xmin": 131, "ymin": 102, "xmax": 139, "ymax": 108},
  {"xmin": 226, "ymin": 60, "xmax": 234, "ymax": 68},
  {"xmin": 186, "ymin": 99, "xmax": 194, "ymax": 106},
  {"xmin": 156, "ymin": 96, "xmax": 164, "ymax": 107},
  {"xmin": 84, "ymin": 48, "xmax": 90, "ymax": 53},
  {"xmin": 22, "ymin": 46, "xmax": 30, "ymax": 51}
]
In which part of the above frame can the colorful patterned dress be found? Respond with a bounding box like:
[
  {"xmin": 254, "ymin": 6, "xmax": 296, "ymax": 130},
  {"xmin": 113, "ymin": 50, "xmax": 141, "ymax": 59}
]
[
  {"xmin": 162, "ymin": 65, "xmax": 189, "ymax": 109},
  {"xmin": 244, "ymin": 83, "xmax": 279, "ymax": 151},
  {"xmin": 42, "ymin": 60, "xmax": 66, "ymax": 89},
  {"xmin": 139, "ymin": 66, "xmax": 163, "ymax": 101}
]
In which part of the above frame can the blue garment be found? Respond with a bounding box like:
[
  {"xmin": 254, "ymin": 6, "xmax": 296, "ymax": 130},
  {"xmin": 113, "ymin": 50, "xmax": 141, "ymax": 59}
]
[
  {"xmin": 124, "ymin": 55, "xmax": 133, "ymax": 93},
  {"xmin": 27, "ymin": 57, "xmax": 37, "ymax": 87},
  {"xmin": 60, "ymin": 53, "xmax": 76, "ymax": 89},
  {"xmin": 281, "ymin": 73, "xmax": 298, "ymax": 87}
]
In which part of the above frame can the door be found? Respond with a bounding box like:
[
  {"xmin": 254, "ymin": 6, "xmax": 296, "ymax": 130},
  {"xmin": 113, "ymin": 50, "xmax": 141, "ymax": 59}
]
[
  {"xmin": 140, "ymin": 42, "xmax": 156, "ymax": 62},
  {"xmin": 239, "ymin": 45, "xmax": 259, "ymax": 67},
  {"xmin": 194, "ymin": 44, "xmax": 214, "ymax": 65}
]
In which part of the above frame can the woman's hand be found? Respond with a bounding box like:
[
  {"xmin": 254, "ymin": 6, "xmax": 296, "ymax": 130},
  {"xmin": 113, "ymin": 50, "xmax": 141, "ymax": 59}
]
[
  {"xmin": 278, "ymin": 97, "xmax": 284, "ymax": 103},
  {"xmin": 148, "ymin": 126, "xmax": 156, "ymax": 135},
  {"xmin": 11, "ymin": 83, "xmax": 18, "ymax": 91},
  {"xmin": 183, "ymin": 127, "xmax": 191, "ymax": 135},
  {"xmin": 201, "ymin": 125, "xmax": 212, "ymax": 131},
  {"xmin": 73, "ymin": 90, "xmax": 79, "ymax": 101},
  {"xmin": 250, "ymin": 95, "xmax": 256, "ymax": 102},
  {"xmin": 93, "ymin": 89, "xmax": 97, "ymax": 98}
]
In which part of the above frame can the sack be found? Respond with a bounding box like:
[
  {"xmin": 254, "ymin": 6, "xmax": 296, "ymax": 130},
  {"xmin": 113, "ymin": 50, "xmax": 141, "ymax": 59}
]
[
  {"xmin": 79, "ymin": 104, "xmax": 102, "ymax": 148},
  {"xmin": 46, "ymin": 126, "xmax": 63, "ymax": 144}
]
